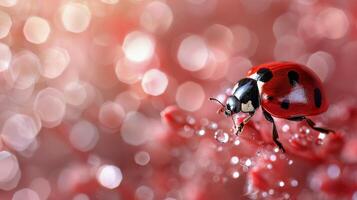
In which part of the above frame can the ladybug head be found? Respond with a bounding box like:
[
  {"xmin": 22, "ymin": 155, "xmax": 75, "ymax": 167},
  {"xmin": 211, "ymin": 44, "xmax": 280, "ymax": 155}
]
[
  {"xmin": 209, "ymin": 96, "xmax": 241, "ymax": 116},
  {"xmin": 224, "ymin": 96, "xmax": 241, "ymax": 116}
]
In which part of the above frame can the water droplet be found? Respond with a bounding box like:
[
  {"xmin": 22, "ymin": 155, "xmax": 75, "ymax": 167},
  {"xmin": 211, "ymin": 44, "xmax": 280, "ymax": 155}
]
[
  {"xmin": 214, "ymin": 130, "xmax": 229, "ymax": 143},
  {"xmin": 232, "ymin": 171, "xmax": 240, "ymax": 179},
  {"xmin": 327, "ymin": 164, "xmax": 341, "ymax": 179},
  {"xmin": 268, "ymin": 189, "xmax": 274, "ymax": 195},
  {"xmin": 196, "ymin": 129, "xmax": 206, "ymax": 136},
  {"xmin": 318, "ymin": 133, "xmax": 326, "ymax": 139},
  {"xmin": 233, "ymin": 138, "xmax": 241, "ymax": 146},
  {"xmin": 288, "ymin": 160, "xmax": 294, "ymax": 165},
  {"xmin": 262, "ymin": 192, "xmax": 268, "ymax": 197},
  {"xmin": 186, "ymin": 116, "xmax": 196, "ymax": 125},
  {"xmin": 278, "ymin": 181, "xmax": 285, "ymax": 187},
  {"xmin": 245, "ymin": 159, "xmax": 252, "ymax": 167},
  {"xmin": 283, "ymin": 193, "xmax": 290, "ymax": 199},
  {"xmin": 270, "ymin": 155, "xmax": 277, "ymax": 162},
  {"xmin": 267, "ymin": 164, "xmax": 273, "ymax": 169},
  {"xmin": 290, "ymin": 179, "xmax": 298, "ymax": 187},
  {"xmin": 273, "ymin": 147, "xmax": 279, "ymax": 153},
  {"xmin": 230, "ymin": 156, "xmax": 239, "ymax": 165},
  {"xmin": 208, "ymin": 122, "xmax": 218, "ymax": 130},
  {"xmin": 282, "ymin": 124, "xmax": 290, "ymax": 132}
]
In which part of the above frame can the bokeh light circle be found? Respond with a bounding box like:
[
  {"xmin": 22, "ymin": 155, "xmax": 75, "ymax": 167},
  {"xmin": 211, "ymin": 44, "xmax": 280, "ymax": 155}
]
[
  {"xmin": 141, "ymin": 69, "xmax": 168, "ymax": 96},
  {"xmin": 176, "ymin": 81, "xmax": 205, "ymax": 111},
  {"xmin": 33, "ymin": 87, "xmax": 66, "ymax": 128},
  {"xmin": 1, "ymin": 114, "xmax": 39, "ymax": 151},
  {"xmin": 140, "ymin": 1, "xmax": 173, "ymax": 33},
  {"xmin": 100, "ymin": 0, "xmax": 119, "ymax": 5},
  {"xmin": 96, "ymin": 165, "xmax": 123, "ymax": 189},
  {"xmin": 12, "ymin": 188, "xmax": 40, "ymax": 200},
  {"xmin": 0, "ymin": 151, "xmax": 20, "ymax": 184},
  {"xmin": 6, "ymin": 51, "xmax": 41, "ymax": 89},
  {"xmin": 121, "ymin": 112, "xmax": 149, "ymax": 146},
  {"xmin": 70, "ymin": 120, "xmax": 99, "ymax": 152},
  {"xmin": 0, "ymin": 0, "xmax": 17, "ymax": 7},
  {"xmin": 122, "ymin": 31, "xmax": 155, "ymax": 63},
  {"xmin": 23, "ymin": 16, "xmax": 51, "ymax": 44},
  {"xmin": 0, "ymin": 42, "xmax": 12, "ymax": 72},
  {"xmin": 61, "ymin": 2, "xmax": 92, "ymax": 33},
  {"xmin": 177, "ymin": 35, "xmax": 209, "ymax": 71},
  {"xmin": 0, "ymin": 10, "xmax": 12, "ymax": 39},
  {"xmin": 39, "ymin": 47, "xmax": 70, "ymax": 79},
  {"xmin": 99, "ymin": 101, "xmax": 125, "ymax": 129}
]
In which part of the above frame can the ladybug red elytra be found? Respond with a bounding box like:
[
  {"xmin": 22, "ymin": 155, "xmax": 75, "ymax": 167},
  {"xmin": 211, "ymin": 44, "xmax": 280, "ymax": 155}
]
[{"xmin": 210, "ymin": 61, "xmax": 335, "ymax": 152}]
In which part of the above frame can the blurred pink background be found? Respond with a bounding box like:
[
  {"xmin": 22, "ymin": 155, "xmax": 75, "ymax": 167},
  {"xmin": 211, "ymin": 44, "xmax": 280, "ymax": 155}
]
[{"xmin": 0, "ymin": 0, "xmax": 356, "ymax": 199}]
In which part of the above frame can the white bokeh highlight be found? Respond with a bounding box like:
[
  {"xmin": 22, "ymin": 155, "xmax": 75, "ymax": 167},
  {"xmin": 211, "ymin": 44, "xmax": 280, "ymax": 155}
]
[
  {"xmin": 141, "ymin": 69, "xmax": 168, "ymax": 96},
  {"xmin": 140, "ymin": 1, "xmax": 173, "ymax": 33},
  {"xmin": 23, "ymin": 16, "xmax": 51, "ymax": 44},
  {"xmin": 6, "ymin": 51, "xmax": 41, "ymax": 89},
  {"xmin": 123, "ymin": 31, "xmax": 155, "ymax": 63},
  {"xmin": 61, "ymin": 2, "xmax": 92, "ymax": 33},
  {"xmin": 99, "ymin": 101, "xmax": 125, "ymax": 129},
  {"xmin": 176, "ymin": 81, "xmax": 205, "ymax": 111},
  {"xmin": 0, "ymin": 10, "xmax": 12, "ymax": 39},
  {"xmin": 1, "ymin": 114, "xmax": 39, "ymax": 151},
  {"xmin": 121, "ymin": 112, "xmax": 149, "ymax": 146},
  {"xmin": 178, "ymin": 35, "xmax": 209, "ymax": 71},
  {"xmin": 70, "ymin": 120, "xmax": 99, "ymax": 152},
  {"xmin": 39, "ymin": 47, "xmax": 70, "ymax": 79},
  {"xmin": 12, "ymin": 188, "xmax": 40, "ymax": 200},
  {"xmin": 0, "ymin": 42, "xmax": 12, "ymax": 72},
  {"xmin": 34, "ymin": 87, "xmax": 66, "ymax": 128},
  {"xmin": 0, "ymin": 151, "xmax": 20, "ymax": 190},
  {"xmin": 96, "ymin": 165, "xmax": 123, "ymax": 189},
  {"xmin": 0, "ymin": 0, "xmax": 17, "ymax": 7}
]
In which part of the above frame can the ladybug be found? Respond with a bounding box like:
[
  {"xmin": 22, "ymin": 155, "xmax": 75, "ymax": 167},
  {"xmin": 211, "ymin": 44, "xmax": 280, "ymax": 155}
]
[{"xmin": 210, "ymin": 61, "xmax": 334, "ymax": 152}]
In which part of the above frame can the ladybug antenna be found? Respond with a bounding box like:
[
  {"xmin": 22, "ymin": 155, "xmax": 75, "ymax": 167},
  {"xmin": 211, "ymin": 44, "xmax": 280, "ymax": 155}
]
[
  {"xmin": 209, "ymin": 97, "xmax": 226, "ymax": 114},
  {"xmin": 209, "ymin": 97, "xmax": 225, "ymax": 107}
]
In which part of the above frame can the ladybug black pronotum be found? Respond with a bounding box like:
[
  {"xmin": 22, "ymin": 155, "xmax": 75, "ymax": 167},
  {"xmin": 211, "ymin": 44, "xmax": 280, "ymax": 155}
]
[{"xmin": 210, "ymin": 61, "xmax": 335, "ymax": 152}]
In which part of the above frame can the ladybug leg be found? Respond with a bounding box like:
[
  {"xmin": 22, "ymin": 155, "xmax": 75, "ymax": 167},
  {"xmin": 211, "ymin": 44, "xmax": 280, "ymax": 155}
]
[
  {"xmin": 287, "ymin": 116, "xmax": 335, "ymax": 134},
  {"xmin": 231, "ymin": 115, "xmax": 238, "ymax": 132},
  {"xmin": 304, "ymin": 117, "xmax": 335, "ymax": 134},
  {"xmin": 262, "ymin": 109, "xmax": 286, "ymax": 153},
  {"xmin": 235, "ymin": 112, "xmax": 254, "ymax": 135}
]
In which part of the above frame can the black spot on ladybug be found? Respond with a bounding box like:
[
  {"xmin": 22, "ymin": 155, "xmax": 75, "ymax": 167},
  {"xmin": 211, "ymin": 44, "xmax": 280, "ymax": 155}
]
[
  {"xmin": 281, "ymin": 99, "xmax": 290, "ymax": 109},
  {"xmin": 288, "ymin": 70, "xmax": 299, "ymax": 86},
  {"xmin": 257, "ymin": 68, "xmax": 273, "ymax": 82},
  {"xmin": 314, "ymin": 88, "xmax": 322, "ymax": 108}
]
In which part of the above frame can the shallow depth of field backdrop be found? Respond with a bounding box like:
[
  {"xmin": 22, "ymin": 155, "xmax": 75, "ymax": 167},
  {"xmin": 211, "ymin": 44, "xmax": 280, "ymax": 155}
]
[{"xmin": 0, "ymin": 0, "xmax": 356, "ymax": 200}]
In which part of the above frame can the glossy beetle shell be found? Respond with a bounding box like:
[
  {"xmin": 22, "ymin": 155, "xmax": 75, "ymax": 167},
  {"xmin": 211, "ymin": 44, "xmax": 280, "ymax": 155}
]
[{"xmin": 248, "ymin": 62, "xmax": 328, "ymax": 118}]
